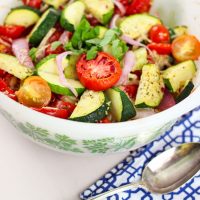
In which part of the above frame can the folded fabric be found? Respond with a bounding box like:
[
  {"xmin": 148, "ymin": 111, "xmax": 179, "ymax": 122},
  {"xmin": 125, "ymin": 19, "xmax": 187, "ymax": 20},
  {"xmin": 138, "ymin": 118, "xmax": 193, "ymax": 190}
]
[{"xmin": 81, "ymin": 106, "xmax": 200, "ymax": 200}]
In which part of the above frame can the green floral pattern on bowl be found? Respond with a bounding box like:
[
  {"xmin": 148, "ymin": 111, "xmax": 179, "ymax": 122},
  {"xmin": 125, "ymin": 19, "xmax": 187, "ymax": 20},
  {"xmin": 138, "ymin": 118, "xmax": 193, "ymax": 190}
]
[{"xmin": 0, "ymin": 108, "xmax": 176, "ymax": 154}]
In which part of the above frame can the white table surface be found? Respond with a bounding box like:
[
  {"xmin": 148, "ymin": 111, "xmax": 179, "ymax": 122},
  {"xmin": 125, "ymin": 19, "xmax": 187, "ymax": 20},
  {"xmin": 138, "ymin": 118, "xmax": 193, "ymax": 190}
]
[{"xmin": 0, "ymin": 114, "xmax": 128, "ymax": 200}]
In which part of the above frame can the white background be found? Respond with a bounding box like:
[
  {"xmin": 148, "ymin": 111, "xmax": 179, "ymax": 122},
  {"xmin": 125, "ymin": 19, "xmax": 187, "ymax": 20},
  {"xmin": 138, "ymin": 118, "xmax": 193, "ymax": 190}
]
[{"xmin": 0, "ymin": 115, "xmax": 128, "ymax": 200}]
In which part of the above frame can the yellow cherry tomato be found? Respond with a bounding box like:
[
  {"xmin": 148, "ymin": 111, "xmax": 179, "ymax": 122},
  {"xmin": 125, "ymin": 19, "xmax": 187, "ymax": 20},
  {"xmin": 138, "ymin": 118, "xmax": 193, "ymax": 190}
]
[
  {"xmin": 172, "ymin": 34, "xmax": 200, "ymax": 62},
  {"xmin": 17, "ymin": 76, "xmax": 51, "ymax": 108}
]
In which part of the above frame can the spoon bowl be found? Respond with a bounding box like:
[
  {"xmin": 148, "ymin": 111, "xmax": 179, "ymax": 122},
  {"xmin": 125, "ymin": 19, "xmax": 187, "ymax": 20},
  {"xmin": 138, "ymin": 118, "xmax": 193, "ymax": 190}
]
[{"xmin": 90, "ymin": 143, "xmax": 200, "ymax": 199}]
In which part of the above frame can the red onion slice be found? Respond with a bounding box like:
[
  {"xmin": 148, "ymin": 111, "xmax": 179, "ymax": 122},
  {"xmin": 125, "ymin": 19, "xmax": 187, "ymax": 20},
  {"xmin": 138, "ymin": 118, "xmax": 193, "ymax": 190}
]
[
  {"xmin": 116, "ymin": 51, "xmax": 136, "ymax": 85},
  {"xmin": 109, "ymin": 14, "xmax": 120, "ymax": 29},
  {"xmin": 12, "ymin": 38, "xmax": 34, "ymax": 69},
  {"xmin": 59, "ymin": 31, "xmax": 70, "ymax": 46},
  {"xmin": 121, "ymin": 34, "xmax": 154, "ymax": 61},
  {"xmin": 113, "ymin": 0, "xmax": 126, "ymax": 16},
  {"xmin": 56, "ymin": 51, "xmax": 78, "ymax": 97}
]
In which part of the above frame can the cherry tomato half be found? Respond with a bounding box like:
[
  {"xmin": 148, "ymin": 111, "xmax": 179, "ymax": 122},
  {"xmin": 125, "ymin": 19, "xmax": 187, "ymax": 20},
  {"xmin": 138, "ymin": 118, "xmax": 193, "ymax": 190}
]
[
  {"xmin": 22, "ymin": 0, "xmax": 42, "ymax": 9},
  {"xmin": 45, "ymin": 44, "xmax": 65, "ymax": 56},
  {"xmin": 32, "ymin": 107, "xmax": 69, "ymax": 119},
  {"xmin": 126, "ymin": 0, "xmax": 152, "ymax": 15},
  {"xmin": 0, "ymin": 79, "xmax": 17, "ymax": 101},
  {"xmin": 122, "ymin": 84, "xmax": 138, "ymax": 99},
  {"xmin": 147, "ymin": 43, "xmax": 172, "ymax": 55},
  {"xmin": 52, "ymin": 100, "xmax": 76, "ymax": 116},
  {"xmin": 16, "ymin": 76, "xmax": 52, "ymax": 108},
  {"xmin": 149, "ymin": 24, "xmax": 170, "ymax": 43},
  {"xmin": 99, "ymin": 117, "xmax": 111, "ymax": 123},
  {"xmin": 172, "ymin": 34, "xmax": 200, "ymax": 62},
  {"xmin": 76, "ymin": 52, "xmax": 122, "ymax": 91},
  {"xmin": 0, "ymin": 25, "xmax": 25, "ymax": 39}
]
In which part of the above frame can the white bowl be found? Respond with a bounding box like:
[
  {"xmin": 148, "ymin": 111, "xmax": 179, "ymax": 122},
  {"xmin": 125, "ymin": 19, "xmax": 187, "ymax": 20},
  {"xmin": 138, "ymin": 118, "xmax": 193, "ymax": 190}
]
[{"xmin": 0, "ymin": 0, "xmax": 200, "ymax": 155}]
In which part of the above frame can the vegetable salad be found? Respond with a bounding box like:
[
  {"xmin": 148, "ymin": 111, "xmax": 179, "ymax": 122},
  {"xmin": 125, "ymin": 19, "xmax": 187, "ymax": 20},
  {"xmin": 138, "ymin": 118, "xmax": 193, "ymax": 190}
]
[{"xmin": 0, "ymin": 0, "xmax": 200, "ymax": 123}]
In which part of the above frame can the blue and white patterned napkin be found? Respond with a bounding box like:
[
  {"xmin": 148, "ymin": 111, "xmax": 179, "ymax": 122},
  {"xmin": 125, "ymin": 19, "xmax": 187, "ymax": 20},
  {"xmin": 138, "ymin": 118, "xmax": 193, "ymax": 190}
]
[{"xmin": 81, "ymin": 106, "xmax": 200, "ymax": 200}]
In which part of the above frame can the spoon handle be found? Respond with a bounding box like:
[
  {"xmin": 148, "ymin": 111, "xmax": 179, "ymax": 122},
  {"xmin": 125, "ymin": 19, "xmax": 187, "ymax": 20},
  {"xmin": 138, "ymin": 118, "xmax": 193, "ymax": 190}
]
[{"xmin": 88, "ymin": 181, "xmax": 145, "ymax": 200}]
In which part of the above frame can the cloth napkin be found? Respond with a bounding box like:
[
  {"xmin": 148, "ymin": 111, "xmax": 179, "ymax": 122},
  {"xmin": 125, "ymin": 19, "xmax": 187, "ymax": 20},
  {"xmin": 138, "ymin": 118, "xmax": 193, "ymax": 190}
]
[{"xmin": 81, "ymin": 106, "xmax": 200, "ymax": 200}]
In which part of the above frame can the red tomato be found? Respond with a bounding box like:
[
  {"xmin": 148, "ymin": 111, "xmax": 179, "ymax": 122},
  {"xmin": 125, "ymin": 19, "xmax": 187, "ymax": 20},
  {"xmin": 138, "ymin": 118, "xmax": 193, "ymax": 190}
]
[
  {"xmin": 86, "ymin": 15, "xmax": 100, "ymax": 26},
  {"xmin": 76, "ymin": 52, "xmax": 122, "ymax": 91},
  {"xmin": 172, "ymin": 34, "xmax": 200, "ymax": 62},
  {"xmin": 22, "ymin": 0, "xmax": 42, "ymax": 9},
  {"xmin": 99, "ymin": 117, "xmax": 111, "ymax": 123},
  {"xmin": 122, "ymin": 84, "xmax": 138, "ymax": 99},
  {"xmin": 48, "ymin": 24, "xmax": 65, "ymax": 43},
  {"xmin": 147, "ymin": 43, "xmax": 172, "ymax": 55},
  {"xmin": 0, "ymin": 79, "xmax": 17, "ymax": 101},
  {"xmin": 52, "ymin": 100, "xmax": 76, "ymax": 115},
  {"xmin": 126, "ymin": 0, "xmax": 152, "ymax": 15},
  {"xmin": 149, "ymin": 24, "xmax": 170, "ymax": 43},
  {"xmin": 45, "ymin": 44, "xmax": 65, "ymax": 56},
  {"xmin": 32, "ymin": 107, "xmax": 69, "ymax": 119},
  {"xmin": 157, "ymin": 89, "xmax": 176, "ymax": 111},
  {"xmin": 0, "ymin": 25, "xmax": 25, "ymax": 39},
  {"xmin": 0, "ymin": 70, "xmax": 6, "ymax": 77}
]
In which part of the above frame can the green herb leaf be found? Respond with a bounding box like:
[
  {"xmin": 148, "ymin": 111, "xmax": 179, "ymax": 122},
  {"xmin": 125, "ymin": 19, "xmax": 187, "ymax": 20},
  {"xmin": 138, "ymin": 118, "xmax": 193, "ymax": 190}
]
[
  {"xmin": 51, "ymin": 41, "xmax": 62, "ymax": 51},
  {"xmin": 111, "ymin": 39, "xmax": 128, "ymax": 61},
  {"xmin": 99, "ymin": 28, "xmax": 121, "ymax": 47},
  {"xmin": 86, "ymin": 46, "xmax": 99, "ymax": 60}
]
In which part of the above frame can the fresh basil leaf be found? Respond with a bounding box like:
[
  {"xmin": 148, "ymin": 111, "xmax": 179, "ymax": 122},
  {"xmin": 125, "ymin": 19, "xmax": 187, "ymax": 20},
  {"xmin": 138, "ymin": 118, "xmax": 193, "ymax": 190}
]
[
  {"xmin": 86, "ymin": 38, "xmax": 101, "ymax": 45},
  {"xmin": 111, "ymin": 39, "xmax": 128, "ymax": 61},
  {"xmin": 51, "ymin": 41, "xmax": 62, "ymax": 51},
  {"xmin": 86, "ymin": 46, "xmax": 99, "ymax": 60},
  {"xmin": 99, "ymin": 28, "xmax": 121, "ymax": 47}
]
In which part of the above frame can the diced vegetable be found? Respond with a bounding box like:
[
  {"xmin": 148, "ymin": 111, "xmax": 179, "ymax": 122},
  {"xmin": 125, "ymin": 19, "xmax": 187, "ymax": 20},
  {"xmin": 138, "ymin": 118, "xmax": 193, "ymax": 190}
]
[
  {"xmin": 135, "ymin": 64, "xmax": 164, "ymax": 108},
  {"xmin": 106, "ymin": 87, "xmax": 136, "ymax": 122},
  {"xmin": 60, "ymin": 1, "xmax": 85, "ymax": 31},
  {"xmin": 69, "ymin": 90, "xmax": 110, "ymax": 123},
  {"xmin": 28, "ymin": 8, "xmax": 60, "ymax": 46},
  {"xmin": 163, "ymin": 60, "xmax": 196, "ymax": 93},
  {"xmin": 36, "ymin": 55, "xmax": 85, "ymax": 96},
  {"xmin": 5, "ymin": 6, "xmax": 41, "ymax": 27}
]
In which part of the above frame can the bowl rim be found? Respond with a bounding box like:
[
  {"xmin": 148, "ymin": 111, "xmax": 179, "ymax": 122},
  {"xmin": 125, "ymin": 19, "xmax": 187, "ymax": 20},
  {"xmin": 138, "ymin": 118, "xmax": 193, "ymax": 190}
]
[{"xmin": 0, "ymin": 84, "xmax": 199, "ymax": 139}]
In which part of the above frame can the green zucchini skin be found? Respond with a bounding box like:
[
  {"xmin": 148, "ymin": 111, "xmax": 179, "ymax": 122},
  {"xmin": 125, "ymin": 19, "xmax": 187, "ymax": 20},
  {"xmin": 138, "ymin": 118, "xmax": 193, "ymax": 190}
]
[
  {"xmin": 175, "ymin": 81, "xmax": 194, "ymax": 103},
  {"xmin": 28, "ymin": 8, "xmax": 60, "ymax": 46},
  {"xmin": 119, "ymin": 14, "xmax": 162, "ymax": 39},
  {"xmin": 69, "ymin": 90, "xmax": 110, "ymax": 123},
  {"xmin": 5, "ymin": 6, "xmax": 41, "ymax": 27},
  {"xmin": 135, "ymin": 64, "xmax": 164, "ymax": 108},
  {"xmin": 106, "ymin": 87, "xmax": 136, "ymax": 122},
  {"xmin": 0, "ymin": 53, "xmax": 33, "ymax": 80},
  {"xmin": 36, "ymin": 55, "xmax": 85, "ymax": 96},
  {"xmin": 162, "ymin": 60, "xmax": 196, "ymax": 93},
  {"xmin": 60, "ymin": 1, "xmax": 85, "ymax": 31}
]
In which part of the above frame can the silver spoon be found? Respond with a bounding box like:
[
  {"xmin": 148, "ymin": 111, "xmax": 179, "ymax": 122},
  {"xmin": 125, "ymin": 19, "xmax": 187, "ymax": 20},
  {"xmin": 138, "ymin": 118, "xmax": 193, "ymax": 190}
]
[{"xmin": 88, "ymin": 143, "xmax": 200, "ymax": 200}]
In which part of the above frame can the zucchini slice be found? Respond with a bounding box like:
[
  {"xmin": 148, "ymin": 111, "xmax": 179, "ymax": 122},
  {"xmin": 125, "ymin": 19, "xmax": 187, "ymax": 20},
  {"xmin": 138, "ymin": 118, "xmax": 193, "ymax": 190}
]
[
  {"xmin": 135, "ymin": 64, "xmax": 164, "ymax": 108},
  {"xmin": 64, "ymin": 55, "xmax": 79, "ymax": 80},
  {"xmin": 0, "ymin": 53, "xmax": 33, "ymax": 80},
  {"xmin": 132, "ymin": 48, "xmax": 148, "ymax": 72},
  {"xmin": 106, "ymin": 87, "xmax": 136, "ymax": 122},
  {"xmin": 162, "ymin": 60, "xmax": 196, "ymax": 93},
  {"xmin": 36, "ymin": 55, "xmax": 85, "ymax": 96},
  {"xmin": 81, "ymin": 0, "xmax": 114, "ymax": 24},
  {"xmin": 43, "ymin": 0, "xmax": 68, "ymax": 9},
  {"xmin": 60, "ymin": 1, "xmax": 85, "ymax": 31},
  {"xmin": 175, "ymin": 81, "xmax": 194, "ymax": 103},
  {"xmin": 69, "ymin": 90, "xmax": 110, "ymax": 123},
  {"xmin": 28, "ymin": 8, "xmax": 60, "ymax": 46},
  {"xmin": 119, "ymin": 14, "xmax": 161, "ymax": 39},
  {"xmin": 5, "ymin": 6, "xmax": 41, "ymax": 27}
]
